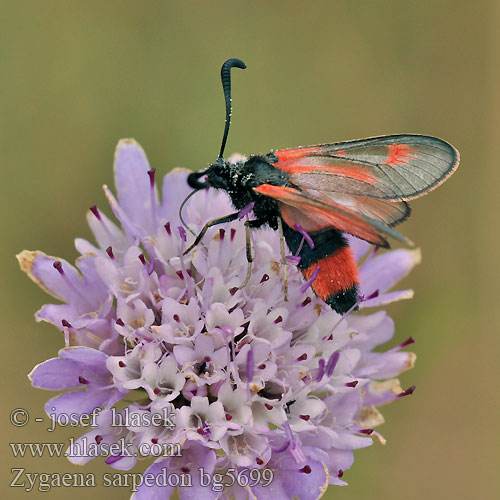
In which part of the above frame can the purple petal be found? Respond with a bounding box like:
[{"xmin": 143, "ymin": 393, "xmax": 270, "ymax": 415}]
[
  {"xmin": 133, "ymin": 460, "xmax": 174, "ymax": 500},
  {"xmin": 59, "ymin": 346, "xmax": 108, "ymax": 367},
  {"xmin": 359, "ymin": 249, "xmax": 421, "ymax": 295},
  {"xmin": 135, "ymin": 443, "xmax": 218, "ymax": 500},
  {"xmin": 322, "ymin": 391, "xmax": 363, "ymax": 428},
  {"xmin": 345, "ymin": 234, "xmax": 372, "ymax": 262},
  {"xmin": 44, "ymin": 388, "xmax": 119, "ymax": 418},
  {"xmin": 251, "ymin": 451, "xmax": 328, "ymax": 500},
  {"xmin": 357, "ymin": 351, "xmax": 416, "ymax": 379},
  {"xmin": 173, "ymin": 345, "xmax": 196, "ymax": 366},
  {"xmin": 103, "ymin": 185, "xmax": 144, "ymax": 241},
  {"xmin": 160, "ymin": 168, "xmax": 193, "ymax": 225},
  {"xmin": 106, "ymin": 454, "xmax": 137, "ymax": 471},
  {"xmin": 74, "ymin": 238, "xmax": 100, "ymax": 256},
  {"xmin": 113, "ymin": 139, "xmax": 156, "ymax": 235},
  {"xmin": 35, "ymin": 303, "xmax": 76, "ymax": 327},
  {"xmin": 329, "ymin": 429, "xmax": 372, "ymax": 450},
  {"xmin": 29, "ymin": 358, "xmax": 89, "ymax": 390},
  {"xmin": 364, "ymin": 378, "xmax": 404, "ymax": 406},
  {"xmin": 360, "ymin": 289, "xmax": 414, "ymax": 308},
  {"xmin": 84, "ymin": 210, "xmax": 127, "ymax": 253},
  {"xmin": 347, "ymin": 311, "xmax": 395, "ymax": 351},
  {"xmin": 29, "ymin": 347, "xmax": 111, "ymax": 389},
  {"xmin": 176, "ymin": 445, "xmax": 218, "ymax": 500},
  {"xmin": 17, "ymin": 251, "xmax": 90, "ymax": 306}
]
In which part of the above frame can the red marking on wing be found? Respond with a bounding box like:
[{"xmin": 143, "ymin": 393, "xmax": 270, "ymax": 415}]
[
  {"xmin": 383, "ymin": 144, "xmax": 417, "ymax": 167},
  {"xmin": 303, "ymin": 247, "xmax": 359, "ymax": 301},
  {"xmin": 318, "ymin": 165, "xmax": 376, "ymax": 183},
  {"xmin": 278, "ymin": 163, "xmax": 376, "ymax": 183},
  {"xmin": 275, "ymin": 147, "xmax": 376, "ymax": 184},
  {"xmin": 254, "ymin": 184, "xmax": 390, "ymax": 247},
  {"xmin": 275, "ymin": 147, "xmax": 318, "ymax": 164}
]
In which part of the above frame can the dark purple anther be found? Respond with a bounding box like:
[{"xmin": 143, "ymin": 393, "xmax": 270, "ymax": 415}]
[
  {"xmin": 116, "ymin": 318, "xmax": 125, "ymax": 326},
  {"xmin": 61, "ymin": 319, "xmax": 72, "ymax": 328},
  {"xmin": 147, "ymin": 168, "xmax": 156, "ymax": 188},
  {"xmin": 197, "ymin": 422, "xmax": 211, "ymax": 436},
  {"xmin": 78, "ymin": 376, "xmax": 89, "ymax": 385},
  {"xmin": 345, "ymin": 380, "xmax": 358, "ymax": 388},
  {"xmin": 293, "ymin": 224, "xmax": 314, "ymax": 249},
  {"xmin": 326, "ymin": 351, "xmax": 340, "ymax": 377},
  {"xmin": 397, "ymin": 385, "xmax": 416, "ymax": 398},
  {"xmin": 89, "ymin": 205, "xmax": 101, "ymax": 220},
  {"xmin": 230, "ymin": 228, "xmax": 236, "ymax": 241},
  {"xmin": 176, "ymin": 271, "xmax": 184, "ymax": 280},
  {"xmin": 164, "ymin": 222, "xmax": 171, "ymax": 235},
  {"xmin": 106, "ymin": 246, "xmax": 114, "ymax": 259},
  {"xmin": 300, "ymin": 465, "xmax": 312, "ymax": 474},
  {"xmin": 219, "ymin": 228, "xmax": 225, "ymax": 241},
  {"xmin": 229, "ymin": 287, "xmax": 238, "ymax": 296},
  {"xmin": 362, "ymin": 289, "xmax": 379, "ymax": 301},
  {"xmin": 359, "ymin": 428, "xmax": 373, "ymax": 435},
  {"xmin": 301, "ymin": 297, "xmax": 312, "ymax": 307},
  {"xmin": 238, "ymin": 202, "xmax": 255, "ymax": 220},
  {"xmin": 297, "ymin": 353, "xmax": 308, "ymax": 361},
  {"xmin": 274, "ymin": 316, "xmax": 283, "ymax": 324},
  {"xmin": 260, "ymin": 274, "xmax": 270, "ymax": 284},
  {"xmin": 300, "ymin": 266, "xmax": 319, "ymax": 293},
  {"xmin": 338, "ymin": 469, "xmax": 344, "ymax": 478},
  {"xmin": 399, "ymin": 337, "xmax": 415, "ymax": 348},
  {"xmin": 138, "ymin": 254, "xmax": 147, "ymax": 266},
  {"xmin": 53, "ymin": 261, "xmax": 64, "ymax": 275},
  {"xmin": 178, "ymin": 226, "xmax": 187, "ymax": 242}
]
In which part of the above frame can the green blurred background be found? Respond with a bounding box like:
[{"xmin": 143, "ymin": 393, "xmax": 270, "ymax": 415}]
[{"xmin": 1, "ymin": 1, "xmax": 498, "ymax": 499}]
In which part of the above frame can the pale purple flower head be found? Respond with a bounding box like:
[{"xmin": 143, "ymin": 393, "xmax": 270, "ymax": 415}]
[{"xmin": 20, "ymin": 139, "xmax": 420, "ymax": 499}]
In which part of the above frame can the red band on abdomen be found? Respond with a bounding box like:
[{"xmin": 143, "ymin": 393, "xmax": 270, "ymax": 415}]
[{"xmin": 303, "ymin": 246, "xmax": 360, "ymax": 300}]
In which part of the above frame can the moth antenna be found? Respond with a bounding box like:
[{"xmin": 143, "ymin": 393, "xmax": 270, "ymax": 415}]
[
  {"xmin": 178, "ymin": 188, "xmax": 201, "ymax": 236},
  {"xmin": 219, "ymin": 58, "xmax": 246, "ymax": 159}
]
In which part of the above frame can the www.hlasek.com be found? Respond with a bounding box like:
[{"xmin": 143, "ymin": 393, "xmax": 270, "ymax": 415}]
[
  {"xmin": 10, "ymin": 437, "xmax": 182, "ymax": 459},
  {"xmin": 11, "ymin": 467, "xmax": 274, "ymax": 492}
]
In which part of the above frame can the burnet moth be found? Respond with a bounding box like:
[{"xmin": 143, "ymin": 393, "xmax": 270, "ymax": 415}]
[{"xmin": 182, "ymin": 58, "xmax": 459, "ymax": 314}]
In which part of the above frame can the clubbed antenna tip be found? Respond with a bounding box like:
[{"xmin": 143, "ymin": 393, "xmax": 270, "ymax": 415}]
[{"xmin": 219, "ymin": 58, "xmax": 247, "ymax": 159}]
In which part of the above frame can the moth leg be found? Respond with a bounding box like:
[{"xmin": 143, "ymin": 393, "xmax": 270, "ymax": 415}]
[
  {"xmin": 183, "ymin": 212, "xmax": 239, "ymax": 255},
  {"xmin": 239, "ymin": 220, "xmax": 253, "ymax": 290},
  {"xmin": 277, "ymin": 217, "xmax": 288, "ymax": 301}
]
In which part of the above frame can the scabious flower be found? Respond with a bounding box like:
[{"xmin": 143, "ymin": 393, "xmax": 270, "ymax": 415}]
[{"xmin": 19, "ymin": 139, "xmax": 420, "ymax": 499}]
